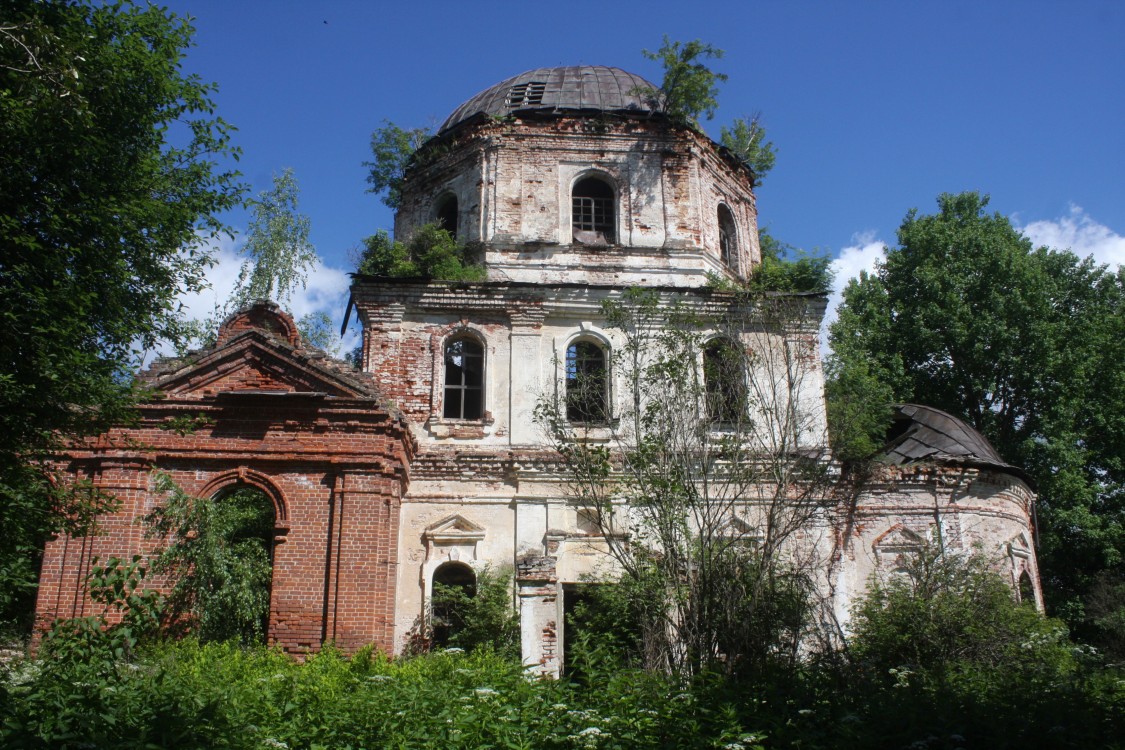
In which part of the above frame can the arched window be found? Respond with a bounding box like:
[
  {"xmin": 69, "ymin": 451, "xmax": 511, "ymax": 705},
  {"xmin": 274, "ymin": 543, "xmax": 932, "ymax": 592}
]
[
  {"xmin": 435, "ymin": 193, "xmax": 458, "ymax": 237},
  {"xmin": 432, "ymin": 562, "xmax": 476, "ymax": 647},
  {"xmin": 704, "ymin": 338, "xmax": 746, "ymax": 423},
  {"xmin": 718, "ymin": 204, "xmax": 737, "ymax": 270},
  {"xmin": 566, "ymin": 340, "xmax": 608, "ymax": 423},
  {"xmin": 443, "ymin": 336, "xmax": 484, "ymax": 420},
  {"xmin": 1018, "ymin": 571, "xmax": 1035, "ymax": 606},
  {"xmin": 572, "ymin": 176, "xmax": 615, "ymax": 245}
]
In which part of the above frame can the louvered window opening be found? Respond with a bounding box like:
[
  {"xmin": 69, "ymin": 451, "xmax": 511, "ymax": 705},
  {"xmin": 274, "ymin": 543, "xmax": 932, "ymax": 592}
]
[{"xmin": 507, "ymin": 82, "xmax": 546, "ymax": 109}]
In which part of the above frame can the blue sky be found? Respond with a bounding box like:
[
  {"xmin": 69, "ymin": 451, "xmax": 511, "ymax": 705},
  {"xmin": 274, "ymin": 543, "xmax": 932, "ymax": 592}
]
[{"xmin": 164, "ymin": 0, "xmax": 1125, "ymax": 347}]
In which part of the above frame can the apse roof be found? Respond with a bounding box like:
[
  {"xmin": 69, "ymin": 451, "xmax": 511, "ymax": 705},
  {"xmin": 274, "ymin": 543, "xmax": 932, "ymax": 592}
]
[
  {"xmin": 879, "ymin": 404, "xmax": 1030, "ymax": 483},
  {"xmin": 439, "ymin": 66, "xmax": 660, "ymax": 134}
]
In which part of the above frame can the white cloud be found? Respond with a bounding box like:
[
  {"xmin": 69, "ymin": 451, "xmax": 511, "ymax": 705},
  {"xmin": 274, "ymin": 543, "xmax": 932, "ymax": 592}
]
[
  {"xmin": 1019, "ymin": 205, "xmax": 1125, "ymax": 268},
  {"xmin": 149, "ymin": 235, "xmax": 358, "ymax": 361},
  {"xmin": 821, "ymin": 232, "xmax": 886, "ymax": 354}
]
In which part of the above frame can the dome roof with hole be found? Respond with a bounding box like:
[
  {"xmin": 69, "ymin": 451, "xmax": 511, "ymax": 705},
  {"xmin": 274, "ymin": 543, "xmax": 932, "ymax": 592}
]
[{"xmin": 438, "ymin": 66, "xmax": 660, "ymax": 134}]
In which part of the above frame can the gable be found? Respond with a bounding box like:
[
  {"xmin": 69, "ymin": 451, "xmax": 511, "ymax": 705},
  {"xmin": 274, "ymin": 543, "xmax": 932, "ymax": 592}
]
[{"xmin": 143, "ymin": 332, "xmax": 380, "ymax": 401}]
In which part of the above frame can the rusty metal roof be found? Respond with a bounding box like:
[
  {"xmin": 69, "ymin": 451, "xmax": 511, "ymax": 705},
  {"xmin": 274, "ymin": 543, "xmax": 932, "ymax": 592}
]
[
  {"xmin": 439, "ymin": 66, "xmax": 660, "ymax": 134},
  {"xmin": 879, "ymin": 404, "xmax": 1030, "ymax": 482}
]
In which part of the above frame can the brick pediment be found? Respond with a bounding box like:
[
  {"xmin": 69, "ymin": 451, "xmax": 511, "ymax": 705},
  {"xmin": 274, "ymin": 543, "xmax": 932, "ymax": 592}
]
[{"xmin": 143, "ymin": 334, "xmax": 376, "ymax": 400}]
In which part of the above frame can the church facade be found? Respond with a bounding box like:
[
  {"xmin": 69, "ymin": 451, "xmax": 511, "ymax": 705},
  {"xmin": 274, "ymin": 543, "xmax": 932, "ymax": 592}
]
[{"xmin": 34, "ymin": 67, "xmax": 1041, "ymax": 673}]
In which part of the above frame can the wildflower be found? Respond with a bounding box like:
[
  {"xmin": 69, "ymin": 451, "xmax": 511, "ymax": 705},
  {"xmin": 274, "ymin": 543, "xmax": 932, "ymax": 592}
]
[
  {"xmin": 578, "ymin": 727, "xmax": 605, "ymax": 736},
  {"xmin": 444, "ymin": 647, "xmax": 464, "ymax": 654},
  {"xmin": 474, "ymin": 686, "xmax": 498, "ymax": 696},
  {"xmin": 262, "ymin": 740, "xmax": 289, "ymax": 749},
  {"xmin": 367, "ymin": 674, "xmax": 394, "ymax": 681}
]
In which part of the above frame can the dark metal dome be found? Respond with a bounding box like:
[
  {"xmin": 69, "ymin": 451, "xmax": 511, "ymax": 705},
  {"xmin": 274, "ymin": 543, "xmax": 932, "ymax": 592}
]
[
  {"xmin": 438, "ymin": 66, "xmax": 660, "ymax": 134},
  {"xmin": 879, "ymin": 404, "xmax": 1031, "ymax": 483}
]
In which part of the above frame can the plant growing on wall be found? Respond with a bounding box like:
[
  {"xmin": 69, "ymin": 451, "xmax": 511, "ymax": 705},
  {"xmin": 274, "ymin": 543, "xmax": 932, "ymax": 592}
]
[
  {"xmin": 356, "ymin": 224, "xmax": 485, "ymax": 282},
  {"xmin": 365, "ymin": 120, "xmax": 433, "ymax": 210}
]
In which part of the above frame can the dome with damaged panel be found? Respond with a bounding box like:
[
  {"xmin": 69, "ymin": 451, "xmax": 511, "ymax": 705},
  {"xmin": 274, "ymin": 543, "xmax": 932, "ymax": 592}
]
[
  {"xmin": 439, "ymin": 66, "xmax": 660, "ymax": 134},
  {"xmin": 879, "ymin": 404, "xmax": 1031, "ymax": 483}
]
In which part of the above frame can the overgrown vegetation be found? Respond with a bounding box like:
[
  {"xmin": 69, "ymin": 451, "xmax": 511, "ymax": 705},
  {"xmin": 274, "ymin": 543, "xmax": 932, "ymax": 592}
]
[
  {"xmin": 365, "ymin": 120, "xmax": 433, "ymax": 209},
  {"xmin": 355, "ymin": 224, "xmax": 486, "ymax": 281},
  {"xmin": 143, "ymin": 474, "xmax": 275, "ymax": 644},
  {"xmin": 636, "ymin": 36, "xmax": 728, "ymax": 127},
  {"xmin": 430, "ymin": 566, "xmax": 520, "ymax": 658},
  {"xmin": 828, "ymin": 191, "xmax": 1125, "ymax": 652},
  {"xmin": 537, "ymin": 289, "xmax": 833, "ymax": 679},
  {"xmin": 4, "ymin": 543, "xmax": 1121, "ymax": 749}
]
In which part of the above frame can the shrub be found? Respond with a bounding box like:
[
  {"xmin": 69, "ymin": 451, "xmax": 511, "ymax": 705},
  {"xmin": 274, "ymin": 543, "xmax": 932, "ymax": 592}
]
[{"xmin": 356, "ymin": 224, "xmax": 485, "ymax": 281}]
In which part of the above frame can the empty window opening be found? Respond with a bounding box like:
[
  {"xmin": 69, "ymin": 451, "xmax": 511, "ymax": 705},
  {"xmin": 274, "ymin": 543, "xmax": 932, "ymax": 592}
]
[
  {"xmin": 507, "ymin": 81, "xmax": 546, "ymax": 108},
  {"xmin": 443, "ymin": 337, "xmax": 484, "ymax": 420},
  {"xmin": 1018, "ymin": 571, "xmax": 1035, "ymax": 606},
  {"xmin": 566, "ymin": 341, "xmax": 608, "ymax": 423},
  {"xmin": 572, "ymin": 177, "xmax": 615, "ymax": 245},
  {"xmin": 718, "ymin": 204, "xmax": 737, "ymax": 270},
  {"xmin": 704, "ymin": 339, "xmax": 747, "ymax": 424},
  {"xmin": 432, "ymin": 562, "xmax": 476, "ymax": 648},
  {"xmin": 436, "ymin": 194, "xmax": 458, "ymax": 237}
]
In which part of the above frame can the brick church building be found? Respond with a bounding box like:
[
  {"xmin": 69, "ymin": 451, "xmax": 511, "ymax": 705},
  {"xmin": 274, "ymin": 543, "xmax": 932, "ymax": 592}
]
[{"xmin": 35, "ymin": 67, "xmax": 1041, "ymax": 674}]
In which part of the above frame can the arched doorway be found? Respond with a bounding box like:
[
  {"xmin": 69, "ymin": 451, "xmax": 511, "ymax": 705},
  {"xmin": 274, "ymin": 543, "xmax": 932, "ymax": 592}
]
[
  {"xmin": 431, "ymin": 561, "xmax": 476, "ymax": 648},
  {"xmin": 148, "ymin": 482, "xmax": 276, "ymax": 644}
]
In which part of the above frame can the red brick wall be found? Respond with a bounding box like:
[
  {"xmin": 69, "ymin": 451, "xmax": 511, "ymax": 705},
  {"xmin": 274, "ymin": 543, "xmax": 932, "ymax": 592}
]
[{"xmin": 35, "ymin": 389, "xmax": 412, "ymax": 656}]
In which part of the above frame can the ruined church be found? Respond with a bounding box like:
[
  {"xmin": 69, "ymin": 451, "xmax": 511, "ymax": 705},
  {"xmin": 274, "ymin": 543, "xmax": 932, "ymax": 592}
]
[{"xmin": 35, "ymin": 67, "xmax": 1041, "ymax": 675}]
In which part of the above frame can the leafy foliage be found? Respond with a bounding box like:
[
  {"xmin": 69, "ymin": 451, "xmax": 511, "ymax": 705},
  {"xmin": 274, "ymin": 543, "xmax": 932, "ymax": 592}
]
[
  {"xmin": 356, "ymin": 224, "xmax": 486, "ymax": 281},
  {"xmin": 639, "ymin": 36, "xmax": 728, "ymax": 126},
  {"xmin": 720, "ymin": 115, "xmax": 777, "ymax": 182},
  {"xmin": 230, "ymin": 168, "xmax": 318, "ymax": 311},
  {"xmin": 828, "ymin": 192, "xmax": 1125, "ymax": 645},
  {"xmin": 744, "ymin": 228, "xmax": 834, "ymax": 293},
  {"xmin": 365, "ymin": 120, "xmax": 432, "ymax": 209},
  {"xmin": 0, "ymin": 0, "xmax": 241, "ymax": 627},
  {"xmin": 0, "ymin": 466, "xmax": 119, "ymax": 633},
  {"xmin": 830, "ymin": 544, "xmax": 1125, "ymax": 750},
  {"xmin": 431, "ymin": 566, "xmax": 520, "ymax": 658},
  {"xmin": 537, "ymin": 288, "xmax": 831, "ymax": 678},
  {"xmin": 143, "ymin": 473, "xmax": 274, "ymax": 644}
]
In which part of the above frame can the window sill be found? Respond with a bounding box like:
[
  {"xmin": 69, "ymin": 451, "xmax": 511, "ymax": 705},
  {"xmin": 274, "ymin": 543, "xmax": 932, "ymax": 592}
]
[{"xmin": 426, "ymin": 414, "xmax": 494, "ymax": 439}]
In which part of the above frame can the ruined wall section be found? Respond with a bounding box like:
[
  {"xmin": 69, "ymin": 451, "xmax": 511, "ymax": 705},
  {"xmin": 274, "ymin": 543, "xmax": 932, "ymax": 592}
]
[
  {"xmin": 35, "ymin": 306, "xmax": 415, "ymax": 655},
  {"xmin": 393, "ymin": 117, "xmax": 758, "ymax": 288},
  {"xmin": 828, "ymin": 463, "xmax": 1042, "ymax": 631}
]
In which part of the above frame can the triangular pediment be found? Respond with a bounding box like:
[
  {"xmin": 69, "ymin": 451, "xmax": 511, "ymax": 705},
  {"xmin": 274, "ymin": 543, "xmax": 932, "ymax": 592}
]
[
  {"xmin": 1006, "ymin": 531, "xmax": 1032, "ymax": 559},
  {"xmin": 872, "ymin": 524, "xmax": 926, "ymax": 553},
  {"xmin": 717, "ymin": 515, "xmax": 762, "ymax": 541},
  {"xmin": 143, "ymin": 330, "xmax": 378, "ymax": 401},
  {"xmin": 423, "ymin": 514, "xmax": 486, "ymax": 544}
]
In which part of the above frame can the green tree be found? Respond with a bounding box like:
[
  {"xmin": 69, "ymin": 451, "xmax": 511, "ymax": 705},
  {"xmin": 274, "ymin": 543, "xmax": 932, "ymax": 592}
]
[
  {"xmin": 431, "ymin": 567, "xmax": 520, "ymax": 658},
  {"xmin": 190, "ymin": 169, "xmax": 342, "ymax": 354},
  {"xmin": 720, "ymin": 115, "xmax": 776, "ymax": 182},
  {"xmin": 229, "ymin": 168, "xmax": 317, "ymax": 312},
  {"xmin": 537, "ymin": 289, "xmax": 832, "ymax": 678},
  {"xmin": 745, "ymin": 228, "xmax": 833, "ymax": 294},
  {"xmin": 639, "ymin": 36, "xmax": 728, "ymax": 127},
  {"xmin": 356, "ymin": 224, "xmax": 485, "ymax": 281},
  {"xmin": 0, "ymin": 0, "xmax": 241, "ymax": 628},
  {"xmin": 364, "ymin": 120, "xmax": 432, "ymax": 209},
  {"xmin": 143, "ymin": 473, "xmax": 275, "ymax": 644},
  {"xmin": 828, "ymin": 192, "xmax": 1125, "ymax": 641}
]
